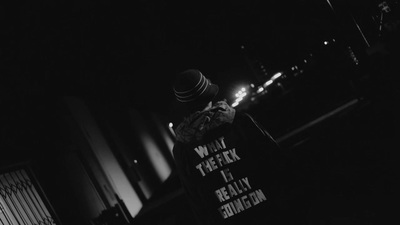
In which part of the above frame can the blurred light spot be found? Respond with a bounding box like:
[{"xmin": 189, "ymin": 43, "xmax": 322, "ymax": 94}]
[
  {"xmin": 271, "ymin": 72, "xmax": 282, "ymax": 80},
  {"xmin": 263, "ymin": 80, "xmax": 273, "ymax": 87}
]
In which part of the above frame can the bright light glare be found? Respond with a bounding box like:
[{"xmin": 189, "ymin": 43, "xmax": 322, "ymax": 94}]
[
  {"xmin": 271, "ymin": 72, "xmax": 282, "ymax": 80},
  {"xmin": 263, "ymin": 80, "xmax": 273, "ymax": 87},
  {"xmin": 257, "ymin": 87, "xmax": 264, "ymax": 93},
  {"xmin": 168, "ymin": 122, "xmax": 173, "ymax": 128},
  {"xmin": 232, "ymin": 86, "xmax": 249, "ymax": 107},
  {"xmin": 324, "ymin": 41, "xmax": 329, "ymax": 45},
  {"xmin": 235, "ymin": 88, "xmax": 247, "ymax": 98}
]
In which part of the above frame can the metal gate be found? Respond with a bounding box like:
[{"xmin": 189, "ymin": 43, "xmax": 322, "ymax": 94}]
[{"xmin": 0, "ymin": 167, "xmax": 57, "ymax": 225}]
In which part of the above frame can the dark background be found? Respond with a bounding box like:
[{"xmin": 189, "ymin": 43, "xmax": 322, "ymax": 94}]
[
  {"xmin": 3, "ymin": 0, "xmax": 399, "ymax": 141},
  {"xmin": 1, "ymin": 0, "xmax": 399, "ymax": 224},
  {"xmin": 2, "ymin": 0, "xmax": 371, "ymax": 114}
]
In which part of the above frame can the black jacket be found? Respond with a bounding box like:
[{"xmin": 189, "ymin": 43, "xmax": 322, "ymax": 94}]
[{"xmin": 173, "ymin": 101, "xmax": 289, "ymax": 225}]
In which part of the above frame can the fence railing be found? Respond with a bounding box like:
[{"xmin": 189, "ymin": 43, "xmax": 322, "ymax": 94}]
[{"xmin": 0, "ymin": 166, "xmax": 57, "ymax": 225}]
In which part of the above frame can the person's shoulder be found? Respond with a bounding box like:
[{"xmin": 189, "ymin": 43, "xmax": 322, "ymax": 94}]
[
  {"xmin": 232, "ymin": 111, "xmax": 273, "ymax": 138},
  {"xmin": 232, "ymin": 111, "xmax": 256, "ymax": 124},
  {"xmin": 230, "ymin": 112, "xmax": 260, "ymax": 135}
]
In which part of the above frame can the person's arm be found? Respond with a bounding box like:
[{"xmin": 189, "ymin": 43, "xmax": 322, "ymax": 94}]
[{"xmin": 240, "ymin": 112, "xmax": 298, "ymax": 210}]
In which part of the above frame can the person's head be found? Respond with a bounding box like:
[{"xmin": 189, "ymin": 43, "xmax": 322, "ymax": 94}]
[{"xmin": 172, "ymin": 69, "xmax": 219, "ymax": 115}]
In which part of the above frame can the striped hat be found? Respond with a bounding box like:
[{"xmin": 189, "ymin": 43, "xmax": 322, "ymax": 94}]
[{"xmin": 173, "ymin": 69, "xmax": 219, "ymax": 106}]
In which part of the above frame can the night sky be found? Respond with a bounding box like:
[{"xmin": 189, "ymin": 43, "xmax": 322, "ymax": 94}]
[
  {"xmin": 2, "ymin": 0, "xmax": 365, "ymax": 114},
  {"xmin": 1, "ymin": 0, "xmax": 397, "ymax": 148}
]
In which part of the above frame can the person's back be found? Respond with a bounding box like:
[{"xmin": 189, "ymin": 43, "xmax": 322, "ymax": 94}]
[{"xmin": 171, "ymin": 69, "xmax": 288, "ymax": 225}]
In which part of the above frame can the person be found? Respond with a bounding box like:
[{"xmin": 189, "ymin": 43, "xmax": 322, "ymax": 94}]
[{"xmin": 171, "ymin": 69, "xmax": 295, "ymax": 225}]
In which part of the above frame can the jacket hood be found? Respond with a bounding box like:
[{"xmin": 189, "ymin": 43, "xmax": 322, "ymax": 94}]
[{"xmin": 175, "ymin": 101, "xmax": 236, "ymax": 143}]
